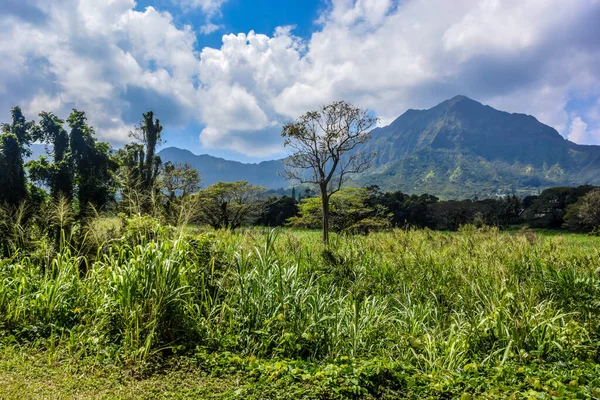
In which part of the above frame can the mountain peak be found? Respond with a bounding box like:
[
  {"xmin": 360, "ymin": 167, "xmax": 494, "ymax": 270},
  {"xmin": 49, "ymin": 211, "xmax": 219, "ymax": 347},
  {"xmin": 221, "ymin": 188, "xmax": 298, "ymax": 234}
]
[
  {"xmin": 449, "ymin": 94, "xmax": 469, "ymax": 101},
  {"xmin": 442, "ymin": 95, "xmax": 480, "ymax": 107}
]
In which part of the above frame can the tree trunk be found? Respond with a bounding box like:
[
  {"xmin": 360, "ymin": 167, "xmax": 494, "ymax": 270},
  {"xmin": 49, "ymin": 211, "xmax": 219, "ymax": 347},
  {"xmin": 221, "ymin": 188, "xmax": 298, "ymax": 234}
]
[{"xmin": 321, "ymin": 188, "xmax": 330, "ymax": 245}]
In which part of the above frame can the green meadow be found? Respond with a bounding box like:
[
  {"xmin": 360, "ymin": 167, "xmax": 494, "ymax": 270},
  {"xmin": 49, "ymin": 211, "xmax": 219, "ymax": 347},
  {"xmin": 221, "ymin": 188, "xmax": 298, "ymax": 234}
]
[{"xmin": 1, "ymin": 222, "xmax": 599, "ymax": 399}]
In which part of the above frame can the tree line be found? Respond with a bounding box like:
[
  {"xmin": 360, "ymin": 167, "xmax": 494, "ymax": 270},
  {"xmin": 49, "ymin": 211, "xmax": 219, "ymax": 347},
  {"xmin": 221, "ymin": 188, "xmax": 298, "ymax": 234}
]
[{"xmin": 258, "ymin": 184, "xmax": 600, "ymax": 233}]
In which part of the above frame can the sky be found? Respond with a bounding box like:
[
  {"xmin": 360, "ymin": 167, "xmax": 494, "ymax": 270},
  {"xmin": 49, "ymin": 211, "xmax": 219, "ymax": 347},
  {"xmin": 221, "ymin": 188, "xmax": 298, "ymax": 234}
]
[{"xmin": 1, "ymin": 0, "xmax": 600, "ymax": 162}]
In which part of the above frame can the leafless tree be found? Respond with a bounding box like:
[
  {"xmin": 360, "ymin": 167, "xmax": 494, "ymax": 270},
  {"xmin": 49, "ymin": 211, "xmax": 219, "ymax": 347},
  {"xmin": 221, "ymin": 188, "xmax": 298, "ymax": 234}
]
[{"xmin": 281, "ymin": 101, "xmax": 377, "ymax": 244}]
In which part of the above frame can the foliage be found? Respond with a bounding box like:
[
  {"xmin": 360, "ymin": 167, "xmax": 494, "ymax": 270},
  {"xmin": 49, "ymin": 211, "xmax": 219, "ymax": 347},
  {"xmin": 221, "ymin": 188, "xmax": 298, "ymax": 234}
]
[
  {"xmin": 256, "ymin": 195, "xmax": 299, "ymax": 227},
  {"xmin": 1, "ymin": 106, "xmax": 34, "ymax": 156},
  {"xmin": 1, "ymin": 217, "xmax": 600, "ymax": 397},
  {"xmin": 192, "ymin": 181, "xmax": 266, "ymax": 230},
  {"xmin": 564, "ymin": 188, "xmax": 600, "ymax": 232},
  {"xmin": 282, "ymin": 101, "xmax": 377, "ymax": 243},
  {"xmin": 289, "ymin": 188, "xmax": 390, "ymax": 233},
  {"xmin": 523, "ymin": 185, "xmax": 594, "ymax": 229},
  {"xmin": 67, "ymin": 110, "xmax": 118, "ymax": 216},
  {"xmin": 27, "ymin": 111, "xmax": 74, "ymax": 201},
  {"xmin": 0, "ymin": 133, "xmax": 27, "ymax": 206}
]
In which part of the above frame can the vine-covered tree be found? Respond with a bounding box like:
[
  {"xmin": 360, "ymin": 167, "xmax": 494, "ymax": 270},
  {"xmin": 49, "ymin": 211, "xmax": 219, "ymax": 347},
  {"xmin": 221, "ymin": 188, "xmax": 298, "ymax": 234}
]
[
  {"xmin": 1, "ymin": 106, "xmax": 34, "ymax": 156},
  {"xmin": 0, "ymin": 133, "xmax": 27, "ymax": 206},
  {"xmin": 67, "ymin": 110, "xmax": 117, "ymax": 215},
  {"xmin": 127, "ymin": 111, "xmax": 163, "ymax": 191},
  {"xmin": 0, "ymin": 107, "xmax": 34, "ymax": 206},
  {"xmin": 28, "ymin": 112, "xmax": 74, "ymax": 201},
  {"xmin": 282, "ymin": 101, "xmax": 376, "ymax": 244},
  {"xmin": 117, "ymin": 111, "xmax": 163, "ymax": 210}
]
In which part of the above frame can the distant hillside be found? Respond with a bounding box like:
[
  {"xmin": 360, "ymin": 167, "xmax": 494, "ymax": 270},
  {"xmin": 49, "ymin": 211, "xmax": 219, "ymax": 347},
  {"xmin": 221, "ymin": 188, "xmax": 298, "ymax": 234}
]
[
  {"xmin": 352, "ymin": 96, "xmax": 600, "ymax": 198},
  {"xmin": 158, "ymin": 147, "xmax": 287, "ymax": 188},
  {"xmin": 155, "ymin": 97, "xmax": 600, "ymax": 197}
]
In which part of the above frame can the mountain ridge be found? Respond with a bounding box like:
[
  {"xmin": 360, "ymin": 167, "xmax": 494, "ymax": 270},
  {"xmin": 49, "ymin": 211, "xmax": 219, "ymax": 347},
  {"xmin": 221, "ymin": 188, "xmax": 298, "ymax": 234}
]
[{"xmin": 159, "ymin": 96, "xmax": 600, "ymax": 198}]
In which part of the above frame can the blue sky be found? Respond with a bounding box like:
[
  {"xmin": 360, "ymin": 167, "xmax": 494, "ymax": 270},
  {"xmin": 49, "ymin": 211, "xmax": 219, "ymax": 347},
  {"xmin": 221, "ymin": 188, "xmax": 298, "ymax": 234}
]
[{"xmin": 1, "ymin": 0, "xmax": 600, "ymax": 162}]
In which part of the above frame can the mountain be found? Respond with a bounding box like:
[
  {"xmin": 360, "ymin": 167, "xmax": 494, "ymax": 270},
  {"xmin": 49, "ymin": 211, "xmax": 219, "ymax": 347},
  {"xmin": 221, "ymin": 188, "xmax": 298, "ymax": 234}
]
[
  {"xmin": 353, "ymin": 95, "xmax": 600, "ymax": 197},
  {"xmin": 158, "ymin": 147, "xmax": 287, "ymax": 188},
  {"xmin": 161, "ymin": 96, "xmax": 600, "ymax": 198}
]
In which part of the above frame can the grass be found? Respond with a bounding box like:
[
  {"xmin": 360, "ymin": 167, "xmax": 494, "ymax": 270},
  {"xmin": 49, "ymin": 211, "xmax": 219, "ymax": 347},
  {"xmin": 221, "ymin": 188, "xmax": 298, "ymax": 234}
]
[{"xmin": 1, "ymin": 220, "xmax": 600, "ymax": 398}]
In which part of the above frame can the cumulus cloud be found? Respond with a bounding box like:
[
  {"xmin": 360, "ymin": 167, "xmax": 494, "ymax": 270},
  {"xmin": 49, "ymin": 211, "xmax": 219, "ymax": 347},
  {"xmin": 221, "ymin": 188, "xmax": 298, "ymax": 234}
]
[
  {"xmin": 177, "ymin": 0, "xmax": 229, "ymax": 36},
  {"xmin": 568, "ymin": 116, "xmax": 600, "ymax": 145},
  {"xmin": 1, "ymin": 0, "xmax": 600, "ymax": 157},
  {"xmin": 199, "ymin": 23, "xmax": 220, "ymax": 35},
  {"xmin": 178, "ymin": 0, "xmax": 229, "ymax": 16}
]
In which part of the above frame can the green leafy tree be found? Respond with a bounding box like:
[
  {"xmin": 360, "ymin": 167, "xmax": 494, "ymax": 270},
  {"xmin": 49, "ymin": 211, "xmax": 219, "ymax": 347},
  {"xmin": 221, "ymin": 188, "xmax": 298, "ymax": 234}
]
[
  {"xmin": 67, "ymin": 110, "xmax": 117, "ymax": 215},
  {"xmin": 256, "ymin": 195, "xmax": 298, "ymax": 227},
  {"xmin": 161, "ymin": 162, "xmax": 202, "ymax": 202},
  {"xmin": 523, "ymin": 185, "xmax": 594, "ymax": 228},
  {"xmin": 288, "ymin": 188, "xmax": 389, "ymax": 233},
  {"xmin": 1, "ymin": 106, "xmax": 34, "ymax": 156},
  {"xmin": 0, "ymin": 133, "xmax": 27, "ymax": 206},
  {"xmin": 282, "ymin": 101, "xmax": 377, "ymax": 244},
  {"xmin": 160, "ymin": 162, "xmax": 202, "ymax": 221},
  {"xmin": 0, "ymin": 106, "xmax": 34, "ymax": 206},
  {"xmin": 564, "ymin": 188, "xmax": 600, "ymax": 231},
  {"xmin": 28, "ymin": 112, "xmax": 74, "ymax": 201},
  {"xmin": 193, "ymin": 181, "xmax": 265, "ymax": 230}
]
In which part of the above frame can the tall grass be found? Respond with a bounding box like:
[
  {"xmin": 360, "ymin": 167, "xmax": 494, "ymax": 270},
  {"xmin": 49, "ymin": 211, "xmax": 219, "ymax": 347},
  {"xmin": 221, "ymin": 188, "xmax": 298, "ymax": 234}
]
[{"xmin": 0, "ymin": 221, "xmax": 599, "ymax": 373}]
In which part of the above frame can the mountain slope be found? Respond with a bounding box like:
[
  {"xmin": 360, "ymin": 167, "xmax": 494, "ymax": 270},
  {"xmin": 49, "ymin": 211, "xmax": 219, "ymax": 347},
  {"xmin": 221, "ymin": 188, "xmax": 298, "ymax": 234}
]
[
  {"xmin": 158, "ymin": 147, "xmax": 287, "ymax": 188},
  {"xmin": 354, "ymin": 96, "xmax": 600, "ymax": 197},
  {"xmin": 159, "ymin": 96, "xmax": 600, "ymax": 198}
]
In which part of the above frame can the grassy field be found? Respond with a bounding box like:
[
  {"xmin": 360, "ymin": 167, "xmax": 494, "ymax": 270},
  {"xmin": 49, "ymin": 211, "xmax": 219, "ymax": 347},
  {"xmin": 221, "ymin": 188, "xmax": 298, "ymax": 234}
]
[{"xmin": 1, "ymin": 222, "xmax": 599, "ymax": 398}]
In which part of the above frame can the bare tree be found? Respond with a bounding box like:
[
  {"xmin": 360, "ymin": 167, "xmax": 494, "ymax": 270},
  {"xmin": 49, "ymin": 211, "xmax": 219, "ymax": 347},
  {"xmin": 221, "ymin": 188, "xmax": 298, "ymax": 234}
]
[{"xmin": 281, "ymin": 101, "xmax": 377, "ymax": 244}]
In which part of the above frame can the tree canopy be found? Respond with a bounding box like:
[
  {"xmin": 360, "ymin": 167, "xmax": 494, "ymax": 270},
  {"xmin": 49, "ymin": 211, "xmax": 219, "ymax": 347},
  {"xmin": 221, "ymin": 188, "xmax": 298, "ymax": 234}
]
[{"xmin": 282, "ymin": 101, "xmax": 377, "ymax": 243}]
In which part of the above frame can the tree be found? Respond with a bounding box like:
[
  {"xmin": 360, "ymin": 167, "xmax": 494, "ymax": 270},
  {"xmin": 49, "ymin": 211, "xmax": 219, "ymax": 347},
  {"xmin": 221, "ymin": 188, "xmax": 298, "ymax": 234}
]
[
  {"xmin": 0, "ymin": 133, "xmax": 27, "ymax": 206},
  {"xmin": 67, "ymin": 110, "xmax": 117, "ymax": 215},
  {"xmin": 130, "ymin": 111, "xmax": 163, "ymax": 192},
  {"xmin": 256, "ymin": 195, "xmax": 298, "ymax": 227},
  {"xmin": 1, "ymin": 106, "xmax": 34, "ymax": 156},
  {"xmin": 117, "ymin": 112, "xmax": 163, "ymax": 211},
  {"xmin": 160, "ymin": 162, "xmax": 202, "ymax": 220},
  {"xmin": 281, "ymin": 101, "xmax": 377, "ymax": 244},
  {"xmin": 288, "ymin": 188, "xmax": 389, "ymax": 233},
  {"xmin": 161, "ymin": 162, "xmax": 202, "ymax": 202},
  {"xmin": 193, "ymin": 181, "xmax": 265, "ymax": 230},
  {"xmin": 523, "ymin": 186, "xmax": 594, "ymax": 228},
  {"xmin": 564, "ymin": 188, "xmax": 600, "ymax": 231},
  {"xmin": 577, "ymin": 189, "xmax": 600, "ymax": 228},
  {"xmin": 0, "ymin": 107, "xmax": 34, "ymax": 206},
  {"xmin": 28, "ymin": 112, "xmax": 74, "ymax": 201}
]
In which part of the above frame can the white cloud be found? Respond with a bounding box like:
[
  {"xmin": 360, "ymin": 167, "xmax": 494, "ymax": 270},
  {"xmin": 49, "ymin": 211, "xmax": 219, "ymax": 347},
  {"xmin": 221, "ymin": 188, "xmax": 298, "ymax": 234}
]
[
  {"xmin": 199, "ymin": 23, "xmax": 220, "ymax": 35},
  {"xmin": 1, "ymin": 0, "xmax": 600, "ymax": 158},
  {"xmin": 568, "ymin": 116, "xmax": 600, "ymax": 145},
  {"xmin": 177, "ymin": 0, "xmax": 229, "ymax": 38},
  {"xmin": 178, "ymin": 0, "xmax": 229, "ymax": 17},
  {"xmin": 568, "ymin": 117, "xmax": 589, "ymax": 143}
]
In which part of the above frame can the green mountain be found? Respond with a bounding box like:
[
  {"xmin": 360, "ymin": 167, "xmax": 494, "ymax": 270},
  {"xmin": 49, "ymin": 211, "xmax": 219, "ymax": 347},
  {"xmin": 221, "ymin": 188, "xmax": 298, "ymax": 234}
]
[
  {"xmin": 159, "ymin": 96, "xmax": 600, "ymax": 198},
  {"xmin": 353, "ymin": 96, "xmax": 600, "ymax": 197}
]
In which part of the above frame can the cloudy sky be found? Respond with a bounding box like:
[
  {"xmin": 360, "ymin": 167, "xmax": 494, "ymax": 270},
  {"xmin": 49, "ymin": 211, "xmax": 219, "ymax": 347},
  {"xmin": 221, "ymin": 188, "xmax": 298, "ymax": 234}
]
[{"xmin": 1, "ymin": 0, "xmax": 599, "ymax": 162}]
